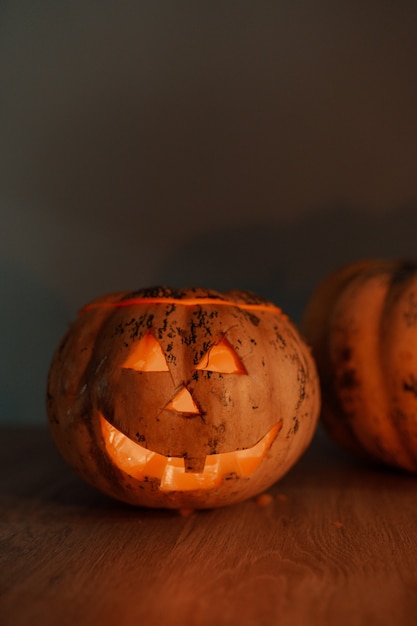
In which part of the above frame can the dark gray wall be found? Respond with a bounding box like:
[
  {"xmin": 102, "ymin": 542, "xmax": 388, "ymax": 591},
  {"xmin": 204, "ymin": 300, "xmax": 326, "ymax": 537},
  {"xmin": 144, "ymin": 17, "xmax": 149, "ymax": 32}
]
[{"xmin": 1, "ymin": 1, "xmax": 417, "ymax": 424}]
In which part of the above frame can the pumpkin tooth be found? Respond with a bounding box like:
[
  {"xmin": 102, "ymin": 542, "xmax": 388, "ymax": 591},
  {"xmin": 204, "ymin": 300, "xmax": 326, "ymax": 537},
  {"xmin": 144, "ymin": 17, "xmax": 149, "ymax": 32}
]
[
  {"xmin": 184, "ymin": 457, "xmax": 206, "ymax": 473},
  {"xmin": 100, "ymin": 414, "xmax": 282, "ymax": 491},
  {"xmin": 159, "ymin": 458, "xmax": 222, "ymax": 491}
]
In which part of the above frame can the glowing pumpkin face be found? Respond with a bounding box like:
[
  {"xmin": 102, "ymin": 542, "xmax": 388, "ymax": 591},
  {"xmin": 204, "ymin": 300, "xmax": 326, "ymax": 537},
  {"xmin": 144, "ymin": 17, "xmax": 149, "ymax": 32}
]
[{"xmin": 47, "ymin": 287, "xmax": 320, "ymax": 509}]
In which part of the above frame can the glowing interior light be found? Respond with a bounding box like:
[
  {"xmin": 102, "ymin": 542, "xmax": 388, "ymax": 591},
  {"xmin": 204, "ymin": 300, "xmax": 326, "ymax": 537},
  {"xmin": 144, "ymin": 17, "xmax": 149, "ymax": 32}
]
[
  {"xmin": 81, "ymin": 296, "xmax": 284, "ymax": 316},
  {"xmin": 165, "ymin": 386, "xmax": 201, "ymax": 414},
  {"xmin": 101, "ymin": 415, "xmax": 164, "ymax": 479},
  {"xmin": 196, "ymin": 337, "xmax": 247, "ymax": 374},
  {"xmin": 100, "ymin": 415, "xmax": 282, "ymax": 491},
  {"xmin": 123, "ymin": 332, "xmax": 169, "ymax": 372}
]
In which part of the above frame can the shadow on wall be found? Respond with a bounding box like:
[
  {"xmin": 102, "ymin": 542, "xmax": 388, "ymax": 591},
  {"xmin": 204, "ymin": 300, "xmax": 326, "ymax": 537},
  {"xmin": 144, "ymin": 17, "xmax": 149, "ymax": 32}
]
[
  {"xmin": 156, "ymin": 204, "xmax": 417, "ymax": 323},
  {"xmin": 0, "ymin": 260, "xmax": 71, "ymax": 425}
]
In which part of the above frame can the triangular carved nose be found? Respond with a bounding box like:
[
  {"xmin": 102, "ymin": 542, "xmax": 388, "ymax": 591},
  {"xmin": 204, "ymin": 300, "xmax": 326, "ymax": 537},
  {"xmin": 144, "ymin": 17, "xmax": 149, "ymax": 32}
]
[{"xmin": 165, "ymin": 386, "xmax": 201, "ymax": 415}]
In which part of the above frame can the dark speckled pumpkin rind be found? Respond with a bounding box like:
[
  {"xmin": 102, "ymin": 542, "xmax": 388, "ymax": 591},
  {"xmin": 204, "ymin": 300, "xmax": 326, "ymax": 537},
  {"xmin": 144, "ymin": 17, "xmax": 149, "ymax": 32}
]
[
  {"xmin": 47, "ymin": 287, "xmax": 320, "ymax": 509},
  {"xmin": 302, "ymin": 259, "xmax": 417, "ymax": 472}
]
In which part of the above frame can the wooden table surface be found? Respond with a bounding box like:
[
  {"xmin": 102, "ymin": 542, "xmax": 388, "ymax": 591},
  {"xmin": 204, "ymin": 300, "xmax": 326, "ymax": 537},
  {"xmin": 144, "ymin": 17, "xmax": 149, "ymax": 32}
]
[{"xmin": 1, "ymin": 425, "xmax": 417, "ymax": 626}]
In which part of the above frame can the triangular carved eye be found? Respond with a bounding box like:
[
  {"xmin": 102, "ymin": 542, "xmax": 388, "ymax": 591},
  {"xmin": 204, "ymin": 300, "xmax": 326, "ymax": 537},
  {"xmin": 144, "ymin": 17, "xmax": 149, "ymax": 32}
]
[
  {"xmin": 195, "ymin": 337, "xmax": 247, "ymax": 374},
  {"xmin": 123, "ymin": 332, "xmax": 169, "ymax": 372}
]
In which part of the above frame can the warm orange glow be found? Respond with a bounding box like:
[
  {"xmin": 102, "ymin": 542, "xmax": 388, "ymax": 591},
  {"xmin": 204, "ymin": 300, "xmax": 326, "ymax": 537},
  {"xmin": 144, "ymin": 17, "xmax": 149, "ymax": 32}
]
[
  {"xmin": 123, "ymin": 332, "xmax": 169, "ymax": 372},
  {"xmin": 196, "ymin": 337, "xmax": 246, "ymax": 374},
  {"xmin": 81, "ymin": 296, "xmax": 283, "ymax": 316},
  {"xmin": 100, "ymin": 415, "xmax": 282, "ymax": 491},
  {"xmin": 165, "ymin": 386, "xmax": 200, "ymax": 414}
]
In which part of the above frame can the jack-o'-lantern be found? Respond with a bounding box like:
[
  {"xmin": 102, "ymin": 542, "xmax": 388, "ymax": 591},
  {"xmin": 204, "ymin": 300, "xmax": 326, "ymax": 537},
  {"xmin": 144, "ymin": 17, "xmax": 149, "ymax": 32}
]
[
  {"xmin": 47, "ymin": 287, "xmax": 320, "ymax": 508},
  {"xmin": 302, "ymin": 259, "xmax": 417, "ymax": 472}
]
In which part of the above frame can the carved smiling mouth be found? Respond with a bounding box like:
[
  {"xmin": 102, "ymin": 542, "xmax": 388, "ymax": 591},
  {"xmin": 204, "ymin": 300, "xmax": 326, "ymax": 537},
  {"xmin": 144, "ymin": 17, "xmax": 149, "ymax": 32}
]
[{"xmin": 100, "ymin": 414, "xmax": 282, "ymax": 491}]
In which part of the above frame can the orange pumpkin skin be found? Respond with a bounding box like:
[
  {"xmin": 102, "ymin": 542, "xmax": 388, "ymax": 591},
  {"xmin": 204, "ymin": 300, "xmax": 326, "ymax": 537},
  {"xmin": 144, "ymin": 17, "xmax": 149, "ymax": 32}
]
[
  {"xmin": 302, "ymin": 259, "xmax": 417, "ymax": 472},
  {"xmin": 47, "ymin": 287, "xmax": 320, "ymax": 509}
]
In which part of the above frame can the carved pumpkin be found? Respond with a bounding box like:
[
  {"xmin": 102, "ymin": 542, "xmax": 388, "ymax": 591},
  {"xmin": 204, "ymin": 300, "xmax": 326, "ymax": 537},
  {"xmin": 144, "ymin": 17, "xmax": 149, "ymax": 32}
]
[
  {"xmin": 47, "ymin": 287, "xmax": 320, "ymax": 508},
  {"xmin": 302, "ymin": 259, "xmax": 417, "ymax": 472}
]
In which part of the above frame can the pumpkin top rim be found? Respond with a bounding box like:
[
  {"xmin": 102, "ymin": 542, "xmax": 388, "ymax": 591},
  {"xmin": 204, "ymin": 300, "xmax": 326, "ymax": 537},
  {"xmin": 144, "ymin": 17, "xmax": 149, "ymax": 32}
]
[{"xmin": 79, "ymin": 286, "xmax": 284, "ymax": 316}]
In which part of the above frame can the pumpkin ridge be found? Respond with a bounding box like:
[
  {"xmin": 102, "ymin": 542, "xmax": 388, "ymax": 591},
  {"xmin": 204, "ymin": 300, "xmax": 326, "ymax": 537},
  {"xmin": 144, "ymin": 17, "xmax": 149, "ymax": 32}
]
[
  {"xmin": 303, "ymin": 259, "xmax": 417, "ymax": 472},
  {"xmin": 329, "ymin": 269, "xmax": 415, "ymax": 467},
  {"xmin": 379, "ymin": 267, "xmax": 417, "ymax": 470}
]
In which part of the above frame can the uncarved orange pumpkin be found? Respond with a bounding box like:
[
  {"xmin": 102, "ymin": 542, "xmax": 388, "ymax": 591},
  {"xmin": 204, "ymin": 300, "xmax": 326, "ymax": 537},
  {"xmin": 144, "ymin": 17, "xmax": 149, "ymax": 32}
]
[
  {"xmin": 47, "ymin": 286, "xmax": 320, "ymax": 508},
  {"xmin": 302, "ymin": 259, "xmax": 417, "ymax": 472}
]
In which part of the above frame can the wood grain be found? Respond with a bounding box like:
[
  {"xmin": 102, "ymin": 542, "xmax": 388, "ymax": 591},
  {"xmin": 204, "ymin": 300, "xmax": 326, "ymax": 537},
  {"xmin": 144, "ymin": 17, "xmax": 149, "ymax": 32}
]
[{"xmin": 1, "ymin": 426, "xmax": 417, "ymax": 626}]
